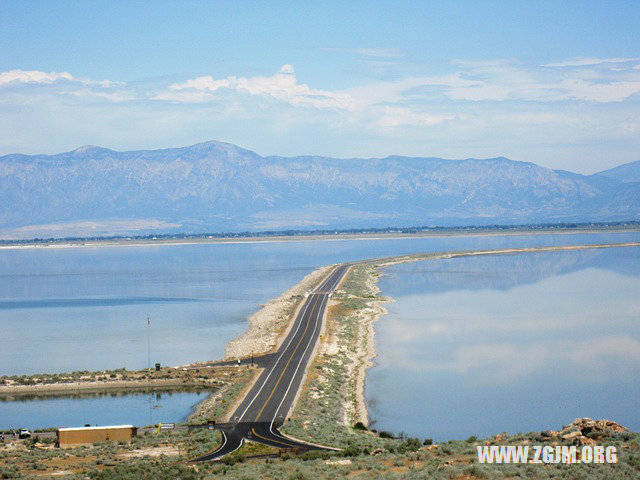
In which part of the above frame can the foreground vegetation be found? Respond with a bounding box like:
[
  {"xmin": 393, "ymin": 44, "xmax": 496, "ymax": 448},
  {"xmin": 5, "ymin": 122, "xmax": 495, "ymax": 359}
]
[{"xmin": 2, "ymin": 422, "xmax": 639, "ymax": 479}]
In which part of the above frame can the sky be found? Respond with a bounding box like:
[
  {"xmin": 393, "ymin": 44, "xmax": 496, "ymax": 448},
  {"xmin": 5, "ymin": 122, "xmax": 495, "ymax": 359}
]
[{"xmin": 1, "ymin": 0, "xmax": 639, "ymax": 173}]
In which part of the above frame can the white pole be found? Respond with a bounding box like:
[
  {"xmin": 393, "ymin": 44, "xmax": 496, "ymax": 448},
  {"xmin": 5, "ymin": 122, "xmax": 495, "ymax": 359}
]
[{"xmin": 147, "ymin": 315, "xmax": 151, "ymax": 372}]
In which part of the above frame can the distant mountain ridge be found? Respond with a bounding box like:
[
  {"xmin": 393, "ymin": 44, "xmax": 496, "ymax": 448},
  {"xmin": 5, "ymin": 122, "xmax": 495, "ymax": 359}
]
[
  {"xmin": 1, "ymin": 140, "xmax": 638, "ymax": 239},
  {"xmin": 594, "ymin": 160, "xmax": 640, "ymax": 183}
]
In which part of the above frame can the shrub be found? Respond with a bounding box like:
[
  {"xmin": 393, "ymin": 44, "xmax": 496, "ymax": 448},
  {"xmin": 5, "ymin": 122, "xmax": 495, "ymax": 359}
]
[
  {"xmin": 399, "ymin": 438, "xmax": 422, "ymax": 452},
  {"xmin": 423, "ymin": 438, "xmax": 433, "ymax": 446},
  {"xmin": 288, "ymin": 472, "xmax": 308, "ymax": 480},
  {"xmin": 378, "ymin": 431, "xmax": 394, "ymax": 439},
  {"xmin": 0, "ymin": 465, "xmax": 22, "ymax": 478},
  {"xmin": 342, "ymin": 445, "xmax": 363, "ymax": 457},
  {"xmin": 353, "ymin": 422, "xmax": 367, "ymax": 431},
  {"xmin": 87, "ymin": 463, "xmax": 202, "ymax": 480},
  {"xmin": 299, "ymin": 450, "xmax": 333, "ymax": 461},
  {"xmin": 463, "ymin": 465, "xmax": 488, "ymax": 479}
]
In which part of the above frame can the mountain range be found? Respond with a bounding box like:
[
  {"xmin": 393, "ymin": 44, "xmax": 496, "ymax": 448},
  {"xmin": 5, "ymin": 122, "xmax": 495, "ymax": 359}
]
[{"xmin": 1, "ymin": 140, "xmax": 639, "ymax": 239}]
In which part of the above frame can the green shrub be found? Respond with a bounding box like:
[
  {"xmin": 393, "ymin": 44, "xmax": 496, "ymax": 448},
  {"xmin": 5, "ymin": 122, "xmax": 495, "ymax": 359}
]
[
  {"xmin": 0, "ymin": 465, "xmax": 22, "ymax": 478},
  {"xmin": 463, "ymin": 465, "xmax": 488, "ymax": 478},
  {"xmin": 399, "ymin": 437, "xmax": 421, "ymax": 452},
  {"xmin": 299, "ymin": 449, "xmax": 333, "ymax": 461},
  {"xmin": 288, "ymin": 471, "xmax": 308, "ymax": 480},
  {"xmin": 87, "ymin": 463, "xmax": 201, "ymax": 480},
  {"xmin": 342, "ymin": 445, "xmax": 363, "ymax": 457}
]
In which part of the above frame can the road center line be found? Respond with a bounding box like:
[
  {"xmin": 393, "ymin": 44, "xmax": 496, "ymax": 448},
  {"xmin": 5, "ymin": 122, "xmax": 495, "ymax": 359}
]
[
  {"xmin": 235, "ymin": 288, "xmax": 318, "ymax": 422},
  {"xmin": 253, "ymin": 293, "xmax": 322, "ymax": 421}
]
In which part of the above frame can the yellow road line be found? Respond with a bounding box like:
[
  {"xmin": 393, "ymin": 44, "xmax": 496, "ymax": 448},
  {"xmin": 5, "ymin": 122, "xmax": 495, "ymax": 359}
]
[
  {"xmin": 254, "ymin": 293, "xmax": 322, "ymax": 421},
  {"xmin": 251, "ymin": 427, "xmax": 294, "ymax": 448}
]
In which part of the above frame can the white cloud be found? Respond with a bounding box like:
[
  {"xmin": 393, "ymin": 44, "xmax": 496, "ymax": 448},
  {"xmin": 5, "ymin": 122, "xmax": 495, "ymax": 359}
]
[
  {"xmin": 556, "ymin": 78, "xmax": 640, "ymax": 102},
  {"xmin": 0, "ymin": 69, "xmax": 74, "ymax": 86},
  {"xmin": 389, "ymin": 335, "xmax": 640, "ymax": 385},
  {"xmin": 324, "ymin": 47, "xmax": 405, "ymax": 58},
  {"xmin": 162, "ymin": 64, "xmax": 355, "ymax": 110},
  {"xmin": 0, "ymin": 69, "xmax": 120, "ymax": 88},
  {"xmin": 543, "ymin": 57, "xmax": 640, "ymax": 67},
  {"xmin": 374, "ymin": 106, "xmax": 454, "ymax": 128},
  {"xmin": 67, "ymin": 89, "xmax": 134, "ymax": 103},
  {"xmin": 347, "ymin": 48, "xmax": 404, "ymax": 58},
  {"xmin": 152, "ymin": 89, "xmax": 215, "ymax": 103},
  {"xmin": 2, "ymin": 58, "xmax": 639, "ymax": 166},
  {"xmin": 377, "ymin": 60, "xmax": 640, "ymax": 103},
  {"xmin": 568, "ymin": 336, "xmax": 640, "ymax": 364}
]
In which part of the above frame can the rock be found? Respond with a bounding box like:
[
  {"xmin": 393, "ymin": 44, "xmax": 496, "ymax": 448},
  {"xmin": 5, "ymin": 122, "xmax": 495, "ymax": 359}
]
[
  {"xmin": 562, "ymin": 430, "xmax": 582, "ymax": 441},
  {"xmin": 569, "ymin": 418, "xmax": 627, "ymax": 436},
  {"xmin": 576, "ymin": 436, "xmax": 596, "ymax": 446},
  {"xmin": 326, "ymin": 459, "xmax": 352, "ymax": 465}
]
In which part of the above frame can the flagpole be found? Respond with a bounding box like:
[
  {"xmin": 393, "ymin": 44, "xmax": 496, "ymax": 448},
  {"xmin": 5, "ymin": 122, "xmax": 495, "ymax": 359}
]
[{"xmin": 147, "ymin": 315, "xmax": 151, "ymax": 372}]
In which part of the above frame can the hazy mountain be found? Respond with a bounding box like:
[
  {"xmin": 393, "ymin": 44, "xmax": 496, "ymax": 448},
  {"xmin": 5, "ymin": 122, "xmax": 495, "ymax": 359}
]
[
  {"xmin": 594, "ymin": 160, "xmax": 640, "ymax": 183},
  {"xmin": 1, "ymin": 140, "xmax": 638, "ymax": 239}
]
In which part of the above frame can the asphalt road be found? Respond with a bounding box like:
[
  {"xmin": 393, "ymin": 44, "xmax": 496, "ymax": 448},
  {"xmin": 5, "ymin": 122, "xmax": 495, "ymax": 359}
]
[{"xmin": 191, "ymin": 264, "xmax": 350, "ymax": 461}]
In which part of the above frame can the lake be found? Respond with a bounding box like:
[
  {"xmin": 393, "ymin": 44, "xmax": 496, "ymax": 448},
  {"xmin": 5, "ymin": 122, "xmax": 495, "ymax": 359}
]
[
  {"xmin": 0, "ymin": 388, "xmax": 210, "ymax": 431},
  {"xmin": 2, "ymin": 231, "xmax": 639, "ymax": 376},
  {"xmin": 0, "ymin": 232, "xmax": 638, "ymax": 431},
  {"xmin": 366, "ymin": 245, "xmax": 640, "ymax": 441}
]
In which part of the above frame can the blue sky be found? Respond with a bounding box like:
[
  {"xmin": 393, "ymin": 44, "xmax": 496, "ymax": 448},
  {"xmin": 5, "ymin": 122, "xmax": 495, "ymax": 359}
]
[{"xmin": 1, "ymin": 0, "xmax": 639, "ymax": 173}]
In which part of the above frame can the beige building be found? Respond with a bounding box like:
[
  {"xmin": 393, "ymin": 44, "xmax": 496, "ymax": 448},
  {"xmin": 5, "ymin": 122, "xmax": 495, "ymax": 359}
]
[{"xmin": 57, "ymin": 425, "xmax": 137, "ymax": 447}]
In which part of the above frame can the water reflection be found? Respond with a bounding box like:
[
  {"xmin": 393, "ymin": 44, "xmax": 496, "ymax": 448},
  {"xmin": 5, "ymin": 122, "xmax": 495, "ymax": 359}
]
[
  {"xmin": 0, "ymin": 385, "xmax": 211, "ymax": 402},
  {"xmin": 0, "ymin": 387, "xmax": 212, "ymax": 430},
  {"xmin": 367, "ymin": 247, "xmax": 640, "ymax": 441}
]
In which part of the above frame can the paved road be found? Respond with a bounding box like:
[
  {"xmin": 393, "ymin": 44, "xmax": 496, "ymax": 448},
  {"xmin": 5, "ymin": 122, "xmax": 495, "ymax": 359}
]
[{"xmin": 191, "ymin": 264, "xmax": 350, "ymax": 461}]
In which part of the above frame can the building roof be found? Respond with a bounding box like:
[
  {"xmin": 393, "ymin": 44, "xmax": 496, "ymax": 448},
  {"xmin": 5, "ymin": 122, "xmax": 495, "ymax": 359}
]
[{"xmin": 57, "ymin": 425, "xmax": 134, "ymax": 432}]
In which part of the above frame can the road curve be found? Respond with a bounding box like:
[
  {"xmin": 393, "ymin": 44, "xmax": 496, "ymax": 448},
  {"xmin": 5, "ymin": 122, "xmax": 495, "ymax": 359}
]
[{"xmin": 191, "ymin": 264, "xmax": 350, "ymax": 462}]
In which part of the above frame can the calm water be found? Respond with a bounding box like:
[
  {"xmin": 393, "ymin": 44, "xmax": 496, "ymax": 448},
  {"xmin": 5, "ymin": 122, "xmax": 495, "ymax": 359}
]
[
  {"xmin": 366, "ymin": 246, "xmax": 640, "ymax": 441},
  {"xmin": 0, "ymin": 232, "xmax": 639, "ymax": 430},
  {"xmin": 0, "ymin": 389, "xmax": 210, "ymax": 430},
  {"xmin": 1, "ymin": 231, "xmax": 639, "ymax": 376}
]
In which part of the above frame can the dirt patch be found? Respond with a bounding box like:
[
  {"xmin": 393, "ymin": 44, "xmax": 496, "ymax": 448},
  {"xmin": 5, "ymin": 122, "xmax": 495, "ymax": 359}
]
[{"xmin": 120, "ymin": 445, "xmax": 180, "ymax": 458}]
